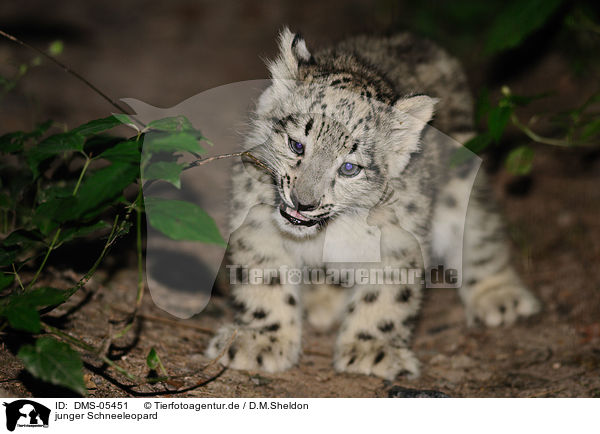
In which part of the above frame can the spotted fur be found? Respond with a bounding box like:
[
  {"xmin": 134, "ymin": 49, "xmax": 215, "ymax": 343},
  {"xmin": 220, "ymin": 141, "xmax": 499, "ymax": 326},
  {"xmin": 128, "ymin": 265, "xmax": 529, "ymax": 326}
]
[{"xmin": 206, "ymin": 28, "xmax": 540, "ymax": 379}]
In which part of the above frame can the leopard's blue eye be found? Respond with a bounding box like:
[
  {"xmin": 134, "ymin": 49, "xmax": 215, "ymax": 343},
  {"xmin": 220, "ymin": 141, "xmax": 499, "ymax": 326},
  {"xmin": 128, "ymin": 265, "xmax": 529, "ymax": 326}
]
[
  {"xmin": 288, "ymin": 138, "xmax": 304, "ymax": 155},
  {"xmin": 339, "ymin": 162, "xmax": 361, "ymax": 177}
]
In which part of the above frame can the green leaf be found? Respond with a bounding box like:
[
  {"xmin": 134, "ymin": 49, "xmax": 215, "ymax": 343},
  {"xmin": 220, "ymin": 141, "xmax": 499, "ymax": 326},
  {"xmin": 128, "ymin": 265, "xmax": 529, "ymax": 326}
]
[
  {"xmin": 465, "ymin": 133, "xmax": 492, "ymax": 154},
  {"xmin": 145, "ymin": 197, "xmax": 226, "ymax": 246},
  {"xmin": 0, "ymin": 273, "xmax": 14, "ymax": 290},
  {"xmin": 98, "ymin": 140, "xmax": 141, "ymax": 164},
  {"xmin": 505, "ymin": 145, "xmax": 535, "ymax": 175},
  {"xmin": 27, "ymin": 132, "xmax": 85, "ymax": 178},
  {"xmin": 2, "ymin": 229, "xmax": 44, "ymax": 249},
  {"xmin": 450, "ymin": 133, "xmax": 492, "ymax": 167},
  {"xmin": 112, "ymin": 113, "xmax": 139, "ymax": 131},
  {"xmin": 0, "ymin": 246, "xmax": 17, "ymax": 266},
  {"xmin": 146, "ymin": 347, "xmax": 160, "ymax": 369},
  {"xmin": 14, "ymin": 286, "xmax": 76, "ymax": 308},
  {"xmin": 0, "ymin": 120, "xmax": 52, "ymax": 154},
  {"xmin": 0, "ymin": 131, "xmax": 27, "ymax": 153},
  {"xmin": 58, "ymin": 220, "xmax": 111, "ymax": 244},
  {"xmin": 5, "ymin": 303, "xmax": 41, "ymax": 333},
  {"xmin": 71, "ymin": 116, "xmax": 124, "ymax": 137},
  {"xmin": 582, "ymin": 118, "xmax": 600, "ymax": 140},
  {"xmin": 146, "ymin": 347, "xmax": 167, "ymax": 376},
  {"xmin": 48, "ymin": 40, "xmax": 64, "ymax": 56},
  {"xmin": 18, "ymin": 337, "xmax": 87, "ymax": 396},
  {"xmin": 0, "ymin": 287, "xmax": 76, "ymax": 331},
  {"xmin": 35, "ymin": 162, "xmax": 139, "ymax": 224},
  {"xmin": 144, "ymin": 132, "xmax": 205, "ymax": 155},
  {"xmin": 72, "ymin": 163, "xmax": 139, "ymax": 219},
  {"xmin": 147, "ymin": 116, "xmax": 195, "ymax": 132},
  {"xmin": 488, "ymin": 106, "xmax": 512, "ymax": 143},
  {"xmin": 485, "ymin": 0, "xmax": 563, "ymax": 55},
  {"xmin": 143, "ymin": 161, "xmax": 184, "ymax": 188}
]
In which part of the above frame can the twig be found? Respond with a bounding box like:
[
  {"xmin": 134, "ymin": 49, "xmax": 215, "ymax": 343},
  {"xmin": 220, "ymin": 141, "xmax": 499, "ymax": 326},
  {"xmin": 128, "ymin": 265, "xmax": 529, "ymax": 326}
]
[
  {"xmin": 304, "ymin": 349, "xmax": 331, "ymax": 358},
  {"xmin": 109, "ymin": 305, "xmax": 214, "ymax": 335},
  {"xmin": 197, "ymin": 329, "xmax": 237, "ymax": 373},
  {"xmin": 186, "ymin": 152, "xmax": 244, "ymax": 168},
  {"xmin": 527, "ymin": 388, "xmax": 564, "ymax": 398},
  {"xmin": 511, "ymin": 113, "xmax": 586, "ymax": 148},
  {"xmin": 25, "ymin": 228, "xmax": 60, "ymax": 291},
  {"xmin": 11, "ymin": 263, "xmax": 25, "ymax": 292},
  {"xmin": 42, "ymin": 322, "xmax": 140, "ymax": 383},
  {"xmin": 0, "ymin": 29, "xmax": 130, "ymax": 114}
]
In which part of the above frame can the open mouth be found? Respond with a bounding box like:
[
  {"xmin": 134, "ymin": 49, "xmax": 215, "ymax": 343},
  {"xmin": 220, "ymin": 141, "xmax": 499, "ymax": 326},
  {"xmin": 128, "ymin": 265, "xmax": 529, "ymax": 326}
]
[{"xmin": 279, "ymin": 203, "xmax": 320, "ymax": 227}]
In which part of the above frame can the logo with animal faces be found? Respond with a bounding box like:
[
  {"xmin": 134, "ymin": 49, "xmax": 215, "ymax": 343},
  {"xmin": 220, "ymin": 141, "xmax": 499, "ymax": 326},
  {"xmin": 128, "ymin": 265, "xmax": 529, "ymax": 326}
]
[
  {"xmin": 117, "ymin": 79, "xmax": 480, "ymax": 319},
  {"xmin": 3, "ymin": 400, "xmax": 50, "ymax": 431}
]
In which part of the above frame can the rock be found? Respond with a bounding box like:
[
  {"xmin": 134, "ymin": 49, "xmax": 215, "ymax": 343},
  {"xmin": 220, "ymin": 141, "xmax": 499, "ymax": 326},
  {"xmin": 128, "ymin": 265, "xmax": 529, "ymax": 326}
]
[{"xmin": 450, "ymin": 354, "xmax": 475, "ymax": 369}]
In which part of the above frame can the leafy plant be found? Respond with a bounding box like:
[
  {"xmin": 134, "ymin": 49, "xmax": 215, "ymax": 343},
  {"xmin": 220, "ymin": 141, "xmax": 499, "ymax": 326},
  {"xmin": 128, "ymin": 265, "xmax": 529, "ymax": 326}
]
[{"xmin": 0, "ymin": 93, "xmax": 227, "ymax": 393}]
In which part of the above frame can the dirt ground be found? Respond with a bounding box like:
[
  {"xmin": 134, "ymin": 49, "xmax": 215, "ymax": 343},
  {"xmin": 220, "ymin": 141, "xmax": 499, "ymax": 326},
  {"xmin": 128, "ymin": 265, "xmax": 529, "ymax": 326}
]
[
  {"xmin": 1, "ymin": 0, "xmax": 599, "ymax": 398},
  {"xmin": 1, "ymin": 145, "xmax": 599, "ymax": 398}
]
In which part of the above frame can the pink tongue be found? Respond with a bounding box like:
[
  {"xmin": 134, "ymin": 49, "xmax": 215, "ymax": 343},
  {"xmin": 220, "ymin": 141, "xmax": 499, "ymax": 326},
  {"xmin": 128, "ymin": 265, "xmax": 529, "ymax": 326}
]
[{"xmin": 287, "ymin": 207, "xmax": 309, "ymax": 221}]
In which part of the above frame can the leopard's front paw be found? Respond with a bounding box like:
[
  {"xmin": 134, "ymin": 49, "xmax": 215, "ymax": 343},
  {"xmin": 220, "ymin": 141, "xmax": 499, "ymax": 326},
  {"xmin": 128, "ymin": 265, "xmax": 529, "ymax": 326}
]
[
  {"xmin": 333, "ymin": 338, "xmax": 420, "ymax": 380},
  {"xmin": 205, "ymin": 324, "xmax": 301, "ymax": 373},
  {"xmin": 466, "ymin": 283, "xmax": 541, "ymax": 327}
]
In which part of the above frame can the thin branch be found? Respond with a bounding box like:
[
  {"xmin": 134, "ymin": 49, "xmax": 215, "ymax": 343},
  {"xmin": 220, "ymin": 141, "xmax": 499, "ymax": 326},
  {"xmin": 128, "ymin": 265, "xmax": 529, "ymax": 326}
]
[
  {"xmin": 511, "ymin": 113, "xmax": 592, "ymax": 148},
  {"xmin": 11, "ymin": 263, "xmax": 25, "ymax": 292},
  {"xmin": 109, "ymin": 305, "xmax": 214, "ymax": 335},
  {"xmin": 25, "ymin": 228, "xmax": 61, "ymax": 291},
  {"xmin": 0, "ymin": 29, "xmax": 130, "ymax": 114},
  {"xmin": 42, "ymin": 322, "xmax": 140, "ymax": 383}
]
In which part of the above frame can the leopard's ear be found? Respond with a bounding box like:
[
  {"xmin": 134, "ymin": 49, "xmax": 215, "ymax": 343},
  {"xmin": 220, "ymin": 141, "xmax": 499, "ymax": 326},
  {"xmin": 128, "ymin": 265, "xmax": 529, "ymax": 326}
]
[
  {"xmin": 386, "ymin": 94, "xmax": 438, "ymax": 174},
  {"xmin": 267, "ymin": 27, "xmax": 314, "ymax": 80},
  {"xmin": 394, "ymin": 94, "xmax": 437, "ymax": 124}
]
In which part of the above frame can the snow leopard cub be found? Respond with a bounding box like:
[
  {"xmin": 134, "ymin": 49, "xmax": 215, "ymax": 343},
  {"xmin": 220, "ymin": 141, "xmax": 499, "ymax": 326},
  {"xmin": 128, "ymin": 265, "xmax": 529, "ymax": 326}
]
[{"xmin": 206, "ymin": 28, "xmax": 540, "ymax": 379}]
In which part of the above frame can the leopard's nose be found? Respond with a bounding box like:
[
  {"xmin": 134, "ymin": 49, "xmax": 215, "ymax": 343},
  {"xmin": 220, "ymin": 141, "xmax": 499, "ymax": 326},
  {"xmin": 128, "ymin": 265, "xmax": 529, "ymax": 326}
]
[{"xmin": 290, "ymin": 188, "xmax": 318, "ymax": 212}]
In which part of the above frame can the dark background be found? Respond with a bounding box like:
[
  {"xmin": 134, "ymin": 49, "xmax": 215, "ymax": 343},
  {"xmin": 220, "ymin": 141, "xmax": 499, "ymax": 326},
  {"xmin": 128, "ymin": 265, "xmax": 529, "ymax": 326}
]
[{"xmin": 1, "ymin": 0, "xmax": 599, "ymax": 397}]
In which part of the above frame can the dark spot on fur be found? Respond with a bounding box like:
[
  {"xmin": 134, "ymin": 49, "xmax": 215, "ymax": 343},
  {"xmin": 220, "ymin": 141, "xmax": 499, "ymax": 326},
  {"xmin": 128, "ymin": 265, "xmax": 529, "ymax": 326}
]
[
  {"xmin": 305, "ymin": 118, "xmax": 314, "ymax": 136},
  {"xmin": 245, "ymin": 178, "xmax": 253, "ymax": 192},
  {"xmin": 296, "ymin": 159, "xmax": 302, "ymax": 167},
  {"xmin": 396, "ymin": 287, "xmax": 412, "ymax": 303},
  {"xmin": 348, "ymin": 356, "xmax": 356, "ymax": 365},
  {"xmin": 374, "ymin": 351, "xmax": 385, "ymax": 364},
  {"xmin": 363, "ymin": 292, "xmax": 379, "ymax": 303},
  {"xmin": 347, "ymin": 303, "xmax": 355, "ymax": 313},
  {"xmin": 499, "ymin": 305, "xmax": 506, "ymax": 314},
  {"xmin": 253, "ymin": 309, "xmax": 267, "ymax": 319},
  {"xmin": 406, "ymin": 202, "xmax": 418, "ymax": 213},
  {"xmin": 256, "ymin": 354, "xmax": 263, "ymax": 366},
  {"xmin": 378, "ymin": 321, "xmax": 395, "ymax": 333},
  {"xmin": 269, "ymin": 336, "xmax": 278, "ymax": 343},
  {"xmin": 357, "ymin": 331, "xmax": 374, "ymax": 340},
  {"xmin": 262, "ymin": 323, "xmax": 280, "ymax": 332},
  {"xmin": 396, "ymin": 369, "xmax": 412, "ymax": 378},
  {"xmin": 228, "ymin": 346, "xmax": 237, "ymax": 361},
  {"xmin": 444, "ymin": 195, "xmax": 457, "ymax": 207},
  {"xmin": 287, "ymin": 295, "xmax": 297, "ymax": 306},
  {"xmin": 231, "ymin": 299, "xmax": 247, "ymax": 313}
]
